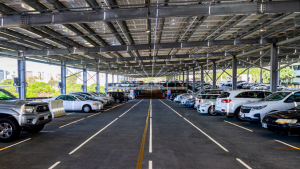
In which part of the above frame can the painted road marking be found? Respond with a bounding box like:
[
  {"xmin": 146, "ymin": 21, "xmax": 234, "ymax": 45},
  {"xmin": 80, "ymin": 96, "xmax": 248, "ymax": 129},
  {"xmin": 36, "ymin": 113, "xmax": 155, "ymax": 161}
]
[
  {"xmin": 236, "ymin": 158, "xmax": 252, "ymax": 169},
  {"xmin": 48, "ymin": 161, "xmax": 60, "ymax": 169},
  {"xmin": 149, "ymin": 99, "xmax": 152, "ymax": 153},
  {"xmin": 274, "ymin": 139, "xmax": 300, "ymax": 150},
  {"xmin": 159, "ymin": 99, "xmax": 229, "ymax": 152},
  {"xmin": 59, "ymin": 118, "xmax": 85, "ymax": 128},
  {"xmin": 0, "ymin": 138, "xmax": 31, "ymax": 151},
  {"xmin": 224, "ymin": 120, "xmax": 253, "ymax": 132},
  {"xmin": 136, "ymin": 99, "xmax": 151, "ymax": 169},
  {"xmin": 69, "ymin": 100, "xmax": 143, "ymax": 155},
  {"xmin": 149, "ymin": 160, "xmax": 153, "ymax": 169}
]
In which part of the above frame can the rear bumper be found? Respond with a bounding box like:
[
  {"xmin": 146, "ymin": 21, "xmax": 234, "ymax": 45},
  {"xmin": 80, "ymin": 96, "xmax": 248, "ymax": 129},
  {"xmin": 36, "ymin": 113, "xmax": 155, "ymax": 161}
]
[{"xmin": 215, "ymin": 110, "xmax": 234, "ymax": 116}]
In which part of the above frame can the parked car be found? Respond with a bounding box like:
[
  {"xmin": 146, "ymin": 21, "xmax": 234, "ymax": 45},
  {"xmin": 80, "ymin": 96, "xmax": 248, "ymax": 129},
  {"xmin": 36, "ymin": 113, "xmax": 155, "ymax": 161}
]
[
  {"xmin": 0, "ymin": 89, "xmax": 52, "ymax": 142},
  {"xmin": 240, "ymin": 91, "xmax": 300, "ymax": 123},
  {"xmin": 186, "ymin": 98, "xmax": 195, "ymax": 108},
  {"xmin": 196, "ymin": 94, "xmax": 220, "ymax": 115},
  {"xmin": 118, "ymin": 81, "xmax": 135, "ymax": 87},
  {"xmin": 125, "ymin": 93, "xmax": 135, "ymax": 100},
  {"xmin": 70, "ymin": 92, "xmax": 110, "ymax": 106},
  {"xmin": 215, "ymin": 90, "xmax": 273, "ymax": 120},
  {"xmin": 163, "ymin": 81, "xmax": 180, "ymax": 87},
  {"xmin": 107, "ymin": 92, "xmax": 126, "ymax": 103},
  {"xmin": 91, "ymin": 92, "xmax": 115, "ymax": 103},
  {"xmin": 262, "ymin": 105, "xmax": 300, "ymax": 135},
  {"xmin": 43, "ymin": 94, "xmax": 103, "ymax": 113},
  {"xmin": 219, "ymin": 83, "xmax": 232, "ymax": 90}
]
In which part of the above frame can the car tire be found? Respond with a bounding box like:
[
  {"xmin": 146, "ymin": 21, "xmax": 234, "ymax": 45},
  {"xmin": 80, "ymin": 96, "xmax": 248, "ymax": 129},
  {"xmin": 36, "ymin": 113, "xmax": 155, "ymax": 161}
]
[
  {"xmin": 26, "ymin": 124, "xmax": 45, "ymax": 133},
  {"xmin": 0, "ymin": 118, "xmax": 21, "ymax": 142},
  {"xmin": 116, "ymin": 99, "xmax": 120, "ymax": 103},
  {"xmin": 82, "ymin": 105, "xmax": 92, "ymax": 113},
  {"xmin": 235, "ymin": 107, "xmax": 245, "ymax": 121},
  {"xmin": 208, "ymin": 106, "xmax": 217, "ymax": 116}
]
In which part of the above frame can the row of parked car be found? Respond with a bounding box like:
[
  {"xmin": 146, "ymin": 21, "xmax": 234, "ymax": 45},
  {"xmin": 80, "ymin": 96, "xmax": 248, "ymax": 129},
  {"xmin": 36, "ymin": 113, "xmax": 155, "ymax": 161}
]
[
  {"xmin": 171, "ymin": 89, "xmax": 300, "ymax": 136},
  {"xmin": 0, "ymin": 89, "xmax": 135, "ymax": 142}
]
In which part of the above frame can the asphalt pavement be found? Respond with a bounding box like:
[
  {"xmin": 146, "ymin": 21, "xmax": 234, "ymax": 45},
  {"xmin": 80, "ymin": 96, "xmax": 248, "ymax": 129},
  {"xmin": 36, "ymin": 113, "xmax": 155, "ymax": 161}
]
[{"xmin": 1, "ymin": 95, "xmax": 300, "ymax": 169}]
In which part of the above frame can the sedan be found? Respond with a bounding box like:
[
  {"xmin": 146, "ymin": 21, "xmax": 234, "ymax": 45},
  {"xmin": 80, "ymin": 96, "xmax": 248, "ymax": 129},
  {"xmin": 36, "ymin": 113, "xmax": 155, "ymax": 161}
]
[
  {"xmin": 262, "ymin": 106, "xmax": 300, "ymax": 135},
  {"xmin": 42, "ymin": 94, "xmax": 103, "ymax": 113}
]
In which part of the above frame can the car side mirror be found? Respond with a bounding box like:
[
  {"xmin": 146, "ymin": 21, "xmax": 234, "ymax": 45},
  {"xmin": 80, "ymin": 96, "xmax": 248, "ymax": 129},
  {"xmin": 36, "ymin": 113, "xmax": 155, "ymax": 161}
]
[{"xmin": 285, "ymin": 99, "xmax": 295, "ymax": 103}]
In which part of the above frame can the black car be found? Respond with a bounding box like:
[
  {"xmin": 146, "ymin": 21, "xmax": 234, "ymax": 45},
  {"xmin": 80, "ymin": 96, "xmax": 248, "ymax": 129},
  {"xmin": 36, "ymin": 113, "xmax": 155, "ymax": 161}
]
[
  {"xmin": 107, "ymin": 92, "xmax": 125, "ymax": 103},
  {"xmin": 262, "ymin": 107, "xmax": 300, "ymax": 135},
  {"xmin": 163, "ymin": 82, "xmax": 180, "ymax": 87}
]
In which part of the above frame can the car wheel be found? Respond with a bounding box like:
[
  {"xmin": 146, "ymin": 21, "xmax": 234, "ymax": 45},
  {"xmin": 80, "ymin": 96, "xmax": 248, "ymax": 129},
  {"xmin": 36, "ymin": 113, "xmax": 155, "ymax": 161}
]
[
  {"xmin": 26, "ymin": 124, "xmax": 45, "ymax": 133},
  {"xmin": 116, "ymin": 99, "xmax": 120, "ymax": 103},
  {"xmin": 208, "ymin": 106, "xmax": 217, "ymax": 116},
  {"xmin": 235, "ymin": 107, "xmax": 245, "ymax": 121},
  {"xmin": 82, "ymin": 105, "xmax": 92, "ymax": 113},
  {"xmin": 0, "ymin": 118, "xmax": 20, "ymax": 142}
]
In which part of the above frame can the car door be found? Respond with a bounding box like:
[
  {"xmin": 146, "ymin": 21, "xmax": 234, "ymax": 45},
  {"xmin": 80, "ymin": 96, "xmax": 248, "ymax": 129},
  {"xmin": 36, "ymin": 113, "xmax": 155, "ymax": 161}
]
[
  {"xmin": 284, "ymin": 92, "xmax": 300, "ymax": 109},
  {"xmin": 73, "ymin": 96, "xmax": 83, "ymax": 110},
  {"xmin": 55, "ymin": 95, "xmax": 70, "ymax": 110},
  {"xmin": 65, "ymin": 95, "xmax": 76, "ymax": 110}
]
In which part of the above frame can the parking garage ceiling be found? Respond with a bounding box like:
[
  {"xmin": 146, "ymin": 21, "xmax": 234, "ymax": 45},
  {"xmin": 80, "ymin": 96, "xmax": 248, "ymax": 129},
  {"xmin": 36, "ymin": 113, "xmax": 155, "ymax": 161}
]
[{"xmin": 1, "ymin": 0, "xmax": 300, "ymax": 77}]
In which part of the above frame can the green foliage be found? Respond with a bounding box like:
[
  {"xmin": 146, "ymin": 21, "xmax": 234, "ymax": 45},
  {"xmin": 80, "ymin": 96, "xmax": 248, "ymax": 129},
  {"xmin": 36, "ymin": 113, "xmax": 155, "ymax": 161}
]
[
  {"xmin": 5, "ymin": 86, "xmax": 18, "ymax": 97},
  {"xmin": 280, "ymin": 67, "xmax": 296, "ymax": 82},
  {"xmin": 263, "ymin": 70, "xmax": 270, "ymax": 83},
  {"xmin": 26, "ymin": 82, "xmax": 56, "ymax": 98},
  {"xmin": 0, "ymin": 79, "xmax": 13, "ymax": 85},
  {"xmin": 87, "ymin": 83, "xmax": 105, "ymax": 93}
]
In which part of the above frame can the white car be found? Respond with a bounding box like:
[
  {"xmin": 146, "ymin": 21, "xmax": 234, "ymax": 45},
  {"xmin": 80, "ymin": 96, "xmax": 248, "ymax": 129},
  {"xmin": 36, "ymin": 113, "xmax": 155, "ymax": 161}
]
[
  {"xmin": 118, "ymin": 81, "xmax": 135, "ymax": 87},
  {"xmin": 70, "ymin": 92, "xmax": 110, "ymax": 105},
  {"xmin": 196, "ymin": 94, "xmax": 220, "ymax": 115},
  {"xmin": 240, "ymin": 91, "xmax": 300, "ymax": 123},
  {"xmin": 194, "ymin": 94, "xmax": 219, "ymax": 109},
  {"xmin": 215, "ymin": 90, "xmax": 273, "ymax": 120},
  {"xmin": 42, "ymin": 94, "xmax": 103, "ymax": 113},
  {"xmin": 125, "ymin": 93, "xmax": 135, "ymax": 100}
]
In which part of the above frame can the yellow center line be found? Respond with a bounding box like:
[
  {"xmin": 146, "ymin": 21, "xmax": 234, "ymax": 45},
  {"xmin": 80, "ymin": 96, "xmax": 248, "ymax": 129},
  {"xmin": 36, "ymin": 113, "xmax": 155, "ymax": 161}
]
[{"xmin": 136, "ymin": 99, "xmax": 151, "ymax": 169}]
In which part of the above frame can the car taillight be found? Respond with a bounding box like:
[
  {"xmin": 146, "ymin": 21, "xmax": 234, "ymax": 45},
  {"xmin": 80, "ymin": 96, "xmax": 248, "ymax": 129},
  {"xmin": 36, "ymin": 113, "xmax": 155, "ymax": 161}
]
[
  {"xmin": 221, "ymin": 99, "xmax": 231, "ymax": 103},
  {"xmin": 198, "ymin": 100, "xmax": 201, "ymax": 103},
  {"xmin": 122, "ymin": 95, "xmax": 125, "ymax": 97},
  {"xmin": 179, "ymin": 97, "xmax": 182, "ymax": 98}
]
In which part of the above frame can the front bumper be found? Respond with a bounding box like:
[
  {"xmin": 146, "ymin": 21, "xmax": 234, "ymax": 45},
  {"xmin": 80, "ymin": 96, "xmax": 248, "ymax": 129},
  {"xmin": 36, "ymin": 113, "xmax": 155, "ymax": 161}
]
[
  {"xmin": 186, "ymin": 103, "xmax": 194, "ymax": 108},
  {"xmin": 263, "ymin": 123, "xmax": 300, "ymax": 135},
  {"xmin": 20, "ymin": 111, "xmax": 52, "ymax": 127},
  {"xmin": 243, "ymin": 117, "xmax": 260, "ymax": 122}
]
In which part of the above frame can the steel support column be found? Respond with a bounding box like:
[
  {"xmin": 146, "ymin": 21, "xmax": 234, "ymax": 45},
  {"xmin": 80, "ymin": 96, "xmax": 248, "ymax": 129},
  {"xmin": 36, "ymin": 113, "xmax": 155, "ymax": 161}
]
[
  {"xmin": 183, "ymin": 71, "xmax": 185, "ymax": 84},
  {"xmin": 201, "ymin": 66, "xmax": 204, "ymax": 90},
  {"xmin": 60, "ymin": 61, "xmax": 66, "ymax": 94},
  {"xmin": 96, "ymin": 71, "xmax": 100, "ymax": 92},
  {"xmin": 117, "ymin": 75, "xmax": 120, "ymax": 83},
  {"xmin": 186, "ymin": 70, "xmax": 189, "ymax": 91},
  {"xmin": 17, "ymin": 53, "xmax": 26, "ymax": 100},
  {"xmin": 232, "ymin": 56, "xmax": 237, "ymax": 90},
  {"xmin": 192, "ymin": 68, "xmax": 195, "ymax": 92},
  {"xmin": 260, "ymin": 68, "xmax": 263, "ymax": 83},
  {"xmin": 82, "ymin": 66, "xmax": 87, "ymax": 92},
  {"xmin": 213, "ymin": 62, "xmax": 216, "ymax": 89},
  {"xmin": 247, "ymin": 69, "xmax": 249, "ymax": 83},
  {"xmin": 270, "ymin": 43, "xmax": 278, "ymax": 92},
  {"xmin": 105, "ymin": 73, "xmax": 108, "ymax": 94}
]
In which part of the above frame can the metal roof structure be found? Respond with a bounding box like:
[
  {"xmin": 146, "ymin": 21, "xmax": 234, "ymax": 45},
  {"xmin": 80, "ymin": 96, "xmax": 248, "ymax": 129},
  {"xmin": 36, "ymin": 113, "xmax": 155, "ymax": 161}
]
[{"xmin": 1, "ymin": 0, "xmax": 300, "ymax": 77}]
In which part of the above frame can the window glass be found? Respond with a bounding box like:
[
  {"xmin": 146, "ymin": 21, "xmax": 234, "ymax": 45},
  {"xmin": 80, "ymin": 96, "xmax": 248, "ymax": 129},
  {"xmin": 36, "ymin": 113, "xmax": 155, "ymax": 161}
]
[
  {"xmin": 264, "ymin": 92, "xmax": 291, "ymax": 101},
  {"xmin": 0, "ymin": 90, "xmax": 16, "ymax": 100},
  {"xmin": 286, "ymin": 92, "xmax": 300, "ymax": 102},
  {"xmin": 264, "ymin": 92, "xmax": 273, "ymax": 98},
  {"xmin": 66, "ymin": 96, "xmax": 76, "ymax": 101},
  {"xmin": 76, "ymin": 95, "xmax": 86, "ymax": 101},
  {"xmin": 235, "ymin": 92, "xmax": 262, "ymax": 98},
  {"xmin": 218, "ymin": 92, "xmax": 230, "ymax": 98},
  {"xmin": 56, "ymin": 95, "xmax": 66, "ymax": 100}
]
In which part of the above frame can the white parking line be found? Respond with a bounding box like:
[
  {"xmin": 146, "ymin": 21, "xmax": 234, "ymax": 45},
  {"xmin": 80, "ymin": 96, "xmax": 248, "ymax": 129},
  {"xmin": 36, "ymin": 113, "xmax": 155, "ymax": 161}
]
[
  {"xmin": 59, "ymin": 118, "xmax": 85, "ymax": 128},
  {"xmin": 159, "ymin": 99, "xmax": 229, "ymax": 152},
  {"xmin": 69, "ymin": 99, "xmax": 144, "ymax": 155},
  {"xmin": 274, "ymin": 139, "xmax": 299, "ymax": 149},
  {"xmin": 224, "ymin": 120, "xmax": 253, "ymax": 132},
  {"xmin": 48, "ymin": 161, "xmax": 60, "ymax": 169},
  {"xmin": 149, "ymin": 160, "xmax": 153, "ymax": 169},
  {"xmin": 236, "ymin": 158, "xmax": 252, "ymax": 169},
  {"xmin": 0, "ymin": 138, "xmax": 31, "ymax": 151}
]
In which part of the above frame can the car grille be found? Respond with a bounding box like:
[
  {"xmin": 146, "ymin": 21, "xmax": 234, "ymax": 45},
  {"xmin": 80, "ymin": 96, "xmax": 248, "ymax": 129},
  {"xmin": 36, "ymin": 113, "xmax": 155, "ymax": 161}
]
[
  {"xmin": 263, "ymin": 116, "xmax": 278, "ymax": 123},
  {"xmin": 36, "ymin": 105, "xmax": 49, "ymax": 112},
  {"xmin": 241, "ymin": 107, "xmax": 251, "ymax": 113}
]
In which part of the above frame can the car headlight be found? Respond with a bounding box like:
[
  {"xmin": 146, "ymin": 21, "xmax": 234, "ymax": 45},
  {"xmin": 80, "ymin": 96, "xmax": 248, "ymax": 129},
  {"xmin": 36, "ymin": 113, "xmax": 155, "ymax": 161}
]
[
  {"xmin": 251, "ymin": 105, "xmax": 267, "ymax": 110},
  {"xmin": 21, "ymin": 105, "xmax": 35, "ymax": 113},
  {"xmin": 275, "ymin": 119, "xmax": 297, "ymax": 124}
]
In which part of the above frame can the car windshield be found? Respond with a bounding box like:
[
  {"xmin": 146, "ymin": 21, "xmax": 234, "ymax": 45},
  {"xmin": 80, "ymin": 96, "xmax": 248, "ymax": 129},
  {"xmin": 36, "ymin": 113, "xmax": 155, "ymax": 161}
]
[
  {"xmin": 99, "ymin": 93, "xmax": 106, "ymax": 96},
  {"xmin": 264, "ymin": 92, "xmax": 291, "ymax": 101},
  {"xmin": 75, "ymin": 95, "xmax": 86, "ymax": 101},
  {"xmin": 0, "ymin": 90, "xmax": 17, "ymax": 100}
]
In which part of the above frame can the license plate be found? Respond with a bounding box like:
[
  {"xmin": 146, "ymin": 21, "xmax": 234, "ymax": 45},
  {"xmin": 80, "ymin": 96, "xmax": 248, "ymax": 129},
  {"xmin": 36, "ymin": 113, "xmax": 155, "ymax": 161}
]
[
  {"xmin": 262, "ymin": 122, "xmax": 267, "ymax": 129},
  {"xmin": 44, "ymin": 115, "xmax": 48, "ymax": 120}
]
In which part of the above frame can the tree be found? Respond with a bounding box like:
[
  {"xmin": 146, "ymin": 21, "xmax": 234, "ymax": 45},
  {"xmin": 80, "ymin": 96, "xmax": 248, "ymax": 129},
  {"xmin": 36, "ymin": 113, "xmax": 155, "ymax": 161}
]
[
  {"xmin": 0, "ymin": 79, "xmax": 13, "ymax": 85},
  {"xmin": 26, "ymin": 82, "xmax": 56, "ymax": 97},
  {"xmin": 280, "ymin": 67, "xmax": 296, "ymax": 82},
  {"xmin": 87, "ymin": 83, "xmax": 105, "ymax": 93},
  {"xmin": 66, "ymin": 74, "xmax": 82, "ymax": 93},
  {"xmin": 48, "ymin": 76, "xmax": 58, "ymax": 87}
]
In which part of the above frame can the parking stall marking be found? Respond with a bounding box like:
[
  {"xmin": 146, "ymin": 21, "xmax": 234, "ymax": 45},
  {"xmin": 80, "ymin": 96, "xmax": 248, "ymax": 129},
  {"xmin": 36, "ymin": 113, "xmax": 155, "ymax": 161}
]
[
  {"xmin": 274, "ymin": 139, "xmax": 300, "ymax": 150},
  {"xmin": 59, "ymin": 102, "xmax": 128, "ymax": 128},
  {"xmin": 224, "ymin": 120, "xmax": 253, "ymax": 132},
  {"xmin": 69, "ymin": 100, "xmax": 144, "ymax": 155},
  {"xmin": 48, "ymin": 161, "xmax": 60, "ymax": 169},
  {"xmin": 159, "ymin": 99, "xmax": 229, "ymax": 152},
  {"xmin": 236, "ymin": 158, "xmax": 252, "ymax": 169},
  {"xmin": 0, "ymin": 138, "xmax": 31, "ymax": 151},
  {"xmin": 149, "ymin": 160, "xmax": 153, "ymax": 169}
]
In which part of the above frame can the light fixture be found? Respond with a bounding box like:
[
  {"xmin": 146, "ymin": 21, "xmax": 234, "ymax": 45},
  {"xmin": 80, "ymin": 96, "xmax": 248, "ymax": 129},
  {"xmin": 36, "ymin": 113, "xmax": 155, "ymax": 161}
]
[{"xmin": 146, "ymin": 30, "xmax": 150, "ymax": 33}]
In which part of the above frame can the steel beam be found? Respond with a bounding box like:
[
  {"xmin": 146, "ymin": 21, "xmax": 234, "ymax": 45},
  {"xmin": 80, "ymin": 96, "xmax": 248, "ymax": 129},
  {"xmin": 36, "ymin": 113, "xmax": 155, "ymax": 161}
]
[
  {"xmin": 192, "ymin": 68, "xmax": 195, "ymax": 92},
  {"xmin": 270, "ymin": 44, "xmax": 278, "ymax": 92},
  {"xmin": 260, "ymin": 68, "xmax": 263, "ymax": 83},
  {"xmin": 212, "ymin": 62, "xmax": 216, "ymax": 89},
  {"xmin": 232, "ymin": 56, "xmax": 237, "ymax": 90},
  {"xmin": 105, "ymin": 73, "xmax": 108, "ymax": 93},
  {"xmin": 83, "ymin": 66, "xmax": 87, "ymax": 92},
  {"xmin": 17, "ymin": 53, "xmax": 26, "ymax": 100},
  {"xmin": 186, "ymin": 70, "xmax": 189, "ymax": 92},
  {"xmin": 3, "ymin": 2, "xmax": 300, "ymax": 27},
  {"xmin": 201, "ymin": 66, "xmax": 204, "ymax": 90},
  {"xmin": 23, "ymin": 37, "xmax": 283, "ymax": 56},
  {"xmin": 96, "ymin": 71, "xmax": 100, "ymax": 92},
  {"xmin": 61, "ymin": 61, "xmax": 66, "ymax": 94}
]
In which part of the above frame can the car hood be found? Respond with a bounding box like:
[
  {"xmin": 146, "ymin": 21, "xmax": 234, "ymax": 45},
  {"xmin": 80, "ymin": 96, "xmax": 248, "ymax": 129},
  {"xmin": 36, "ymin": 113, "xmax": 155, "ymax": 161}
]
[
  {"xmin": 242, "ymin": 101, "xmax": 274, "ymax": 107},
  {"xmin": 0, "ymin": 100, "xmax": 46, "ymax": 107},
  {"xmin": 266, "ymin": 110, "xmax": 300, "ymax": 119}
]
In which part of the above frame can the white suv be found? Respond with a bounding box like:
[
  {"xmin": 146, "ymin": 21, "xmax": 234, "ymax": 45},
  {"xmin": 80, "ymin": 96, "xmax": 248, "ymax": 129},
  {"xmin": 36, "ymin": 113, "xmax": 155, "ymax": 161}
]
[
  {"xmin": 215, "ymin": 90, "xmax": 273, "ymax": 120},
  {"xmin": 196, "ymin": 94, "xmax": 220, "ymax": 115},
  {"xmin": 240, "ymin": 91, "xmax": 300, "ymax": 123}
]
